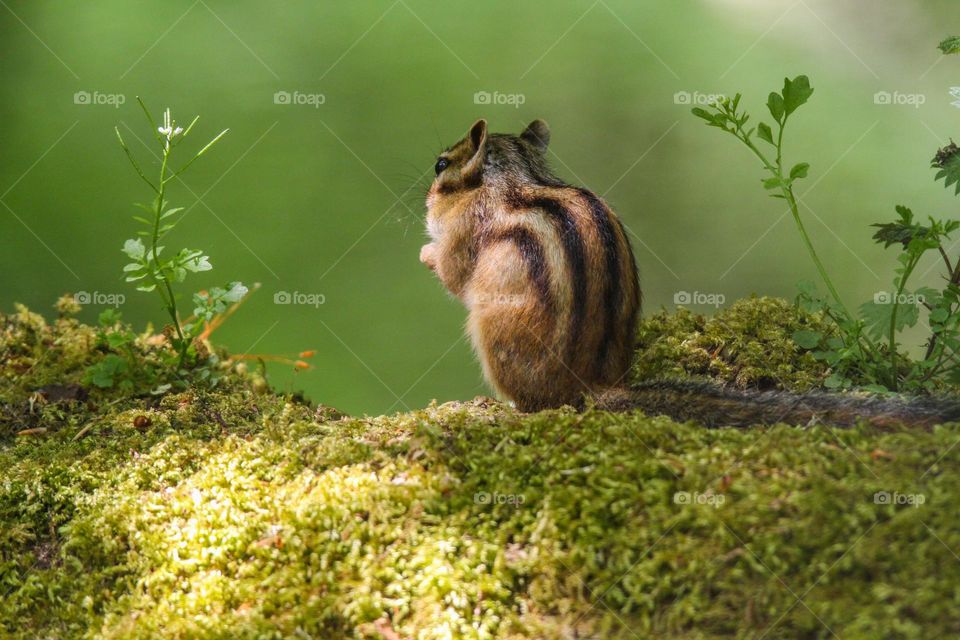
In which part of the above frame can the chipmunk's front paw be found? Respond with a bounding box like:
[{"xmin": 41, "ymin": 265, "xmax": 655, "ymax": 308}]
[{"xmin": 419, "ymin": 243, "xmax": 438, "ymax": 271}]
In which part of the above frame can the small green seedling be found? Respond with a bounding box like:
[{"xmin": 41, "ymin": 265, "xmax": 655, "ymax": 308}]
[{"xmin": 86, "ymin": 100, "xmax": 246, "ymax": 393}]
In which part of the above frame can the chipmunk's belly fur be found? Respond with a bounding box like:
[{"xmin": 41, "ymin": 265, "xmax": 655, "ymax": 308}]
[{"xmin": 462, "ymin": 186, "xmax": 640, "ymax": 410}]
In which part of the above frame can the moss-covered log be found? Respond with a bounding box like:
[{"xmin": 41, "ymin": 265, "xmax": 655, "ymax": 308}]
[{"xmin": 2, "ymin": 302, "xmax": 959, "ymax": 638}]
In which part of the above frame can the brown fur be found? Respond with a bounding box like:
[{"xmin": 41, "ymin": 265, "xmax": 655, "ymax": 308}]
[{"xmin": 421, "ymin": 119, "xmax": 641, "ymax": 411}]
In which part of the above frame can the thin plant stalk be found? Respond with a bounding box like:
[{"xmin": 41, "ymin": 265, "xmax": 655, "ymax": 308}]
[{"xmin": 735, "ymin": 122, "xmax": 850, "ymax": 318}]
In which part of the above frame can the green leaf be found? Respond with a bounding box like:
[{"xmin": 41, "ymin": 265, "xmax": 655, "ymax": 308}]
[
  {"xmin": 106, "ymin": 332, "xmax": 131, "ymax": 349},
  {"xmin": 691, "ymin": 107, "xmax": 713, "ymax": 122},
  {"xmin": 871, "ymin": 206, "xmax": 930, "ymax": 248},
  {"xmin": 859, "ymin": 300, "xmax": 892, "ymax": 339},
  {"xmin": 915, "ymin": 290, "xmax": 943, "ymax": 324},
  {"xmin": 796, "ymin": 280, "xmax": 818, "ymax": 296},
  {"xmin": 691, "ymin": 107, "xmax": 733, "ymax": 131},
  {"xmin": 194, "ymin": 129, "xmax": 229, "ymax": 159},
  {"xmin": 183, "ymin": 255, "xmax": 212, "ymax": 273},
  {"xmin": 898, "ymin": 300, "xmax": 920, "ymax": 330},
  {"xmin": 223, "ymin": 281, "xmax": 248, "ymax": 302},
  {"xmin": 90, "ymin": 368, "xmax": 115, "ymax": 389},
  {"xmin": 861, "ymin": 292, "xmax": 924, "ymax": 339},
  {"xmin": 762, "ymin": 176, "xmax": 785, "ymax": 190},
  {"xmin": 767, "ymin": 92, "xmax": 784, "ymax": 123},
  {"xmin": 88, "ymin": 354, "xmax": 127, "ymax": 388},
  {"xmin": 939, "ymin": 36, "xmax": 960, "ymax": 55},
  {"xmin": 782, "ymin": 75, "xmax": 813, "ymax": 116},
  {"xmin": 789, "ymin": 163, "xmax": 810, "ymax": 180},
  {"xmin": 792, "ymin": 330, "xmax": 823, "ymax": 349},
  {"xmin": 98, "ymin": 308, "xmax": 121, "ymax": 326},
  {"xmin": 160, "ymin": 206, "xmax": 185, "ymax": 220},
  {"xmin": 824, "ymin": 373, "xmax": 844, "ymax": 389},
  {"xmin": 757, "ymin": 122, "xmax": 774, "ymax": 145},
  {"xmin": 933, "ymin": 150, "xmax": 960, "ymax": 195},
  {"xmin": 192, "ymin": 281, "xmax": 248, "ymax": 321},
  {"xmin": 862, "ymin": 384, "xmax": 890, "ymax": 394},
  {"xmin": 122, "ymin": 238, "xmax": 145, "ymax": 260}
]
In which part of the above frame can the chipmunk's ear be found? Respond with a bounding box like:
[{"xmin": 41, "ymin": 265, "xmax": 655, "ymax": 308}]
[
  {"xmin": 462, "ymin": 119, "xmax": 488, "ymax": 179},
  {"xmin": 520, "ymin": 119, "xmax": 550, "ymax": 152},
  {"xmin": 468, "ymin": 119, "xmax": 487, "ymax": 154}
]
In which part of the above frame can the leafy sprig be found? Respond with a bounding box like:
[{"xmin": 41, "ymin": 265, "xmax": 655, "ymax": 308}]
[
  {"xmin": 692, "ymin": 70, "xmax": 960, "ymax": 393},
  {"xmin": 933, "ymin": 142, "xmax": 960, "ymax": 195},
  {"xmin": 102, "ymin": 99, "xmax": 245, "ymax": 388},
  {"xmin": 114, "ymin": 99, "xmax": 230, "ymax": 369},
  {"xmin": 693, "ymin": 77, "xmax": 850, "ymax": 317}
]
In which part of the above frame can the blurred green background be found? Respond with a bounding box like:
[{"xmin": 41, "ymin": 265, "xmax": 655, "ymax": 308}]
[{"xmin": 2, "ymin": 1, "xmax": 959, "ymax": 415}]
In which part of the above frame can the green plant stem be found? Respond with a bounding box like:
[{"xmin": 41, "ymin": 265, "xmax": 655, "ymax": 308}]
[
  {"xmin": 737, "ymin": 125, "xmax": 852, "ymax": 319},
  {"xmin": 921, "ymin": 348, "xmax": 949, "ymax": 383},
  {"xmin": 938, "ymin": 247, "xmax": 953, "ymax": 274},
  {"xmin": 924, "ymin": 255, "xmax": 960, "ymax": 361},
  {"xmin": 735, "ymin": 118, "xmax": 885, "ymax": 377},
  {"xmin": 922, "ymin": 340, "xmax": 960, "ymax": 383},
  {"xmin": 887, "ymin": 256, "xmax": 921, "ymax": 391},
  {"xmin": 783, "ymin": 185, "xmax": 850, "ymax": 315},
  {"xmin": 116, "ymin": 128, "xmax": 158, "ymax": 195},
  {"xmin": 151, "ymin": 144, "xmax": 187, "ymax": 365}
]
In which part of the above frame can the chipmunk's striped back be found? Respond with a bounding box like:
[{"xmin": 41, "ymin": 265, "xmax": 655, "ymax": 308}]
[{"xmin": 421, "ymin": 119, "xmax": 640, "ymax": 411}]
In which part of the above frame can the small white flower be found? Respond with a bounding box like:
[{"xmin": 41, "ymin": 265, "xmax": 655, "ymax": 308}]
[{"xmin": 157, "ymin": 108, "xmax": 184, "ymax": 143}]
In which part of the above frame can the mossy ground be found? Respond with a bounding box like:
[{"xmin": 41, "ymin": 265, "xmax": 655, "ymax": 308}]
[
  {"xmin": 632, "ymin": 296, "xmax": 833, "ymax": 392},
  {"xmin": 2, "ymin": 300, "xmax": 960, "ymax": 639}
]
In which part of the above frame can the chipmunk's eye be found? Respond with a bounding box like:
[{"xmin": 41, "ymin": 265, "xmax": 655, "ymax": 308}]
[{"xmin": 434, "ymin": 157, "xmax": 449, "ymax": 175}]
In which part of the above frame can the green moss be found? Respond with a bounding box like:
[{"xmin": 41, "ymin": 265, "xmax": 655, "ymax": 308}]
[
  {"xmin": 1, "ymin": 302, "xmax": 97, "ymax": 398},
  {"xmin": 633, "ymin": 296, "xmax": 833, "ymax": 391},
  {"xmin": 2, "ymin": 303, "xmax": 960, "ymax": 638}
]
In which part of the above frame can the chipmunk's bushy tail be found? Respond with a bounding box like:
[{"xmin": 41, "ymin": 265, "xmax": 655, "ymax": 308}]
[{"xmin": 597, "ymin": 380, "xmax": 960, "ymax": 429}]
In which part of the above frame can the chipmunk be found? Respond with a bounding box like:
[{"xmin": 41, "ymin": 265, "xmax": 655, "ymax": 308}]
[
  {"xmin": 421, "ymin": 120, "xmax": 960, "ymax": 427},
  {"xmin": 420, "ymin": 119, "xmax": 641, "ymax": 411}
]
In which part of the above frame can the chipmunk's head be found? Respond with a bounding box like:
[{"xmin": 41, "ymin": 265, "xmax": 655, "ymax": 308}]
[{"xmin": 425, "ymin": 119, "xmax": 559, "ymax": 227}]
